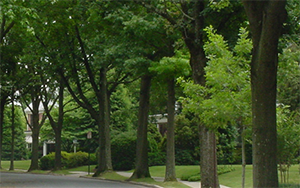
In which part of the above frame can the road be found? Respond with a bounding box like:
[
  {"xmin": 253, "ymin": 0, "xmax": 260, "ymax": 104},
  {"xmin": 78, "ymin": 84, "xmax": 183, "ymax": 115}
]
[{"xmin": 0, "ymin": 172, "xmax": 148, "ymax": 188}]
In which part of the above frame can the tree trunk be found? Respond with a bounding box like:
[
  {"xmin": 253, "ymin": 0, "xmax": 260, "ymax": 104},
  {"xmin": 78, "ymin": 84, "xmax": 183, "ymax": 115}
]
[
  {"xmin": 28, "ymin": 98, "xmax": 42, "ymax": 172},
  {"xmin": 9, "ymin": 90, "xmax": 15, "ymax": 171},
  {"xmin": 199, "ymin": 126, "xmax": 219, "ymax": 188},
  {"xmin": 188, "ymin": 47, "xmax": 219, "ymax": 188},
  {"xmin": 53, "ymin": 80, "xmax": 64, "ymax": 170},
  {"xmin": 241, "ymin": 125, "xmax": 246, "ymax": 188},
  {"xmin": 242, "ymin": 1, "xmax": 287, "ymax": 187},
  {"xmin": 164, "ymin": 78, "xmax": 177, "ymax": 182},
  {"xmin": 28, "ymin": 128, "xmax": 40, "ymax": 171},
  {"xmin": 0, "ymin": 97, "xmax": 7, "ymax": 169},
  {"xmin": 94, "ymin": 68, "xmax": 112, "ymax": 176},
  {"xmin": 130, "ymin": 75, "xmax": 151, "ymax": 179},
  {"xmin": 54, "ymin": 129, "xmax": 62, "ymax": 170}
]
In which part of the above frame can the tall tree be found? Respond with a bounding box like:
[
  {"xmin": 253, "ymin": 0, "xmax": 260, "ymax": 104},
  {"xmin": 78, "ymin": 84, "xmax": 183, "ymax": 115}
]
[
  {"xmin": 150, "ymin": 52, "xmax": 190, "ymax": 181},
  {"xmin": 242, "ymin": 1, "xmax": 287, "ymax": 187},
  {"xmin": 130, "ymin": 74, "xmax": 152, "ymax": 179}
]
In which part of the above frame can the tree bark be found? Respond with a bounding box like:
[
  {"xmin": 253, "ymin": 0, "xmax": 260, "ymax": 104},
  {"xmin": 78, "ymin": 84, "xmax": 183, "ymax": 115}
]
[
  {"xmin": 53, "ymin": 129, "xmax": 62, "ymax": 170},
  {"xmin": 130, "ymin": 74, "xmax": 151, "ymax": 179},
  {"xmin": 94, "ymin": 67, "xmax": 113, "ymax": 176},
  {"xmin": 27, "ymin": 91, "xmax": 46, "ymax": 172},
  {"xmin": 28, "ymin": 127, "xmax": 40, "ymax": 171},
  {"xmin": 242, "ymin": 1, "xmax": 287, "ymax": 187},
  {"xmin": 164, "ymin": 78, "xmax": 177, "ymax": 182},
  {"xmin": 0, "ymin": 96, "xmax": 8, "ymax": 169},
  {"xmin": 199, "ymin": 126, "xmax": 219, "ymax": 188},
  {"xmin": 53, "ymin": 83, "xmax": 64, "ymax": 171},
  {"xmin": 241, "ymin": 125, "xmax": 246, "ymax": 188}
]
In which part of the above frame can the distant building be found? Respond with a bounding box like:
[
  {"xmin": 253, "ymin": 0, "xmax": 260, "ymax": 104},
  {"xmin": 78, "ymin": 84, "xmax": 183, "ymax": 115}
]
[{"xmin": 149, "ymin": 114, "xmax": 168, "ymax": 136}]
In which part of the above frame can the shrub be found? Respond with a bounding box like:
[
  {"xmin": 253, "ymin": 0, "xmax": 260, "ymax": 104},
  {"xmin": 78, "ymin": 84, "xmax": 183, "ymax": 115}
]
[
  {"xmin": 39, "ymin": 151, "xmax": 96, "ymax": 170},
  {"xmin": 90, "ymin": 153, "xmax": 97, "ymax": 164},
  {"xmin": 111, "ymin": 131, "xmax": 136, "ymax": 170},
  {"xmin": 148, "ymin": 134, "xmax": 165, "ymax": 166},
  {"xmin": 175, "ymin": 149, "xmax": 199, "ymax": 165},
  {"xmin": 111, "ymin": 128, "xmax": 165, "ymax": 170},
  {"xmin": 39, "ymin": 151, "xmax": 71, "ymax": 170},
  {"xmin": 67, "ymin": 151, "xmax": 89, "ymax": 168}
]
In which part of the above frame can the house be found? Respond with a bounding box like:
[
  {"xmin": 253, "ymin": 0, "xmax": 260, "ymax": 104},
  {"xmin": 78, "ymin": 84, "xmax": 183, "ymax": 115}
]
[{"xmin": 149, "ymin": 113, "xmax": 168, "ymax": 136}]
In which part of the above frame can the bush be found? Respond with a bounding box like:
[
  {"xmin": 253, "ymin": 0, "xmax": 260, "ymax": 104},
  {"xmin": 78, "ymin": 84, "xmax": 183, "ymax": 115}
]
[
  {"xmin": 39, "ymin": 151, "xmax": 96, "ymax": 170},
  {"xmin": 111, "ymin": 128, "xmax": 165, "ymax": 170},
  {"xmin": 148, "ymin": 134, "xmax": 165, "ymax": 166},
  {"xmin": 111, "ymin": 131, "xmax": 136, "ymax": 170},
  {"xmin": 175, "ymin": 149, "xmax": 199, "ymax": 165},
  {"xmin": 39, "ymin": 151, "xmax": 71, "ymax": 170},
  {"xmin": 67, "ymin": 151, "xmax": 89, "ymax": 168}
]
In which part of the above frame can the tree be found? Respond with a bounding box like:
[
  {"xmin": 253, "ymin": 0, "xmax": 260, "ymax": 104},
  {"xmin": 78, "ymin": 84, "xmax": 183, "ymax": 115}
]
[
  {"xmin": 242, "ymin": 1, "xmax": 287, "ymax": 187},
  {"xmin": 150, "ymin": 51, "xmax": 190, "ymax": 181},
  {"xmin": 130, "ymin": 74, "xmax": 152, "ymax": 179},
  {"xmin": 180, "ymin": 26, "xmax": 252, "ymax": 187}
]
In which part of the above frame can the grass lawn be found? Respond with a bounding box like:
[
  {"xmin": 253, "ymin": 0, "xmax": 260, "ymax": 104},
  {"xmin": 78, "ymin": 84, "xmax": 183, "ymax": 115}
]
[{"xmin": 1, "ymin": 160, "xmax": 31, "ymax": 170}]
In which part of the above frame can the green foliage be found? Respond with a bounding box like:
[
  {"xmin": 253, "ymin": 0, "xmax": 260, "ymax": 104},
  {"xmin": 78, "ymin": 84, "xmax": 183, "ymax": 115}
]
[
  {"xmin": 111, "ymin": 126, "xmax": 164, "ymax": 170},
  {"xmin": 68, "ymin": 151, "xmax": 89, "ymax": 168},
  {"xmin": 39, "ymin": 151, "xmax": 97, "ymax": 170},
  {"xmin": 111, "ymin": 130, "xmax": 136, "ymax": 170},
  {"xmin": 147, "ymin": 126, "xmax": 165, "ymax": 166},
  {"xmin": 277, "ymin": 106, "xmax": 300, "ymax": 166},
  {"xmin": 174, "ymin": 114, "xmax": 200, "ymax": 165},
  {"xmin": 110, "ymin": 84, "xmax": 136, "ymax": 133},
  {"xmin": 277, "ymin": 42, "xmax": 300, "ymax": 111},
  {"xmin": 40, "ymin": 96, "xmax": 99, "ymax": 153},
  {"xmin": 39, "ymin": 151, "xmax": 71, "ymax": 170},
  {"xmin": 217, "ymin": 125, "xmax": 239, "ymax": 164},
  {"xmin": 179, "ymin": 26, "xmax": 251, "ymax": 131},
  {"xmin": 150, "ymin": 50, "xmax": 190, "ymax": 79}
]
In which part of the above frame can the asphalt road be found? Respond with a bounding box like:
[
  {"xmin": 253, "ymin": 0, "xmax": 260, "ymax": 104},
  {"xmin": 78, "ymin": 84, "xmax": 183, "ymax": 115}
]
[{"xmin": 0, "ymin": 172, "xmax": 148, "ymax": 188}]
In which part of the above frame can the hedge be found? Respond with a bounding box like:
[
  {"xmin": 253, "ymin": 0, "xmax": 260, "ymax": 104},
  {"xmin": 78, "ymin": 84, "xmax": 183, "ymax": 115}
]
[{"xmin": 39, "ymin": 151, "xmax": 97, "ymax": 170}]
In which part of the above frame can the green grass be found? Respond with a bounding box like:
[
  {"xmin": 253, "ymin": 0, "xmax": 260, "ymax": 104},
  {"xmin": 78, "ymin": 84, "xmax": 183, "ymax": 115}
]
[
  {"xmin": 1, "ymin": 160, "xmax": 30, "ymax": 170},
  {"xmin": 149, "ymin": 165, "xmax": 200, "ymax": 179},
  {"xmin": 100, "ymin": 171, "xmax": 128, "ymax": 181},
  {"xmin": 68, "ymin": 165, "xmax": 97, "ymax": 172},
  {"xmin": 218, "ymin": 165, "xmax": 300, "ymax": 188}
]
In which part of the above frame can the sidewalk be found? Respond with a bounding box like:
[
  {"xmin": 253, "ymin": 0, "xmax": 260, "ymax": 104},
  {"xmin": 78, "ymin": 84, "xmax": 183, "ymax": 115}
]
[
  {"xmin": 67, "ymin": 171, "xmax": 230, "ymax": 188},
  {"xmin": 116, "ymin": 172, "xmax": 230, "ymax": 188}
]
